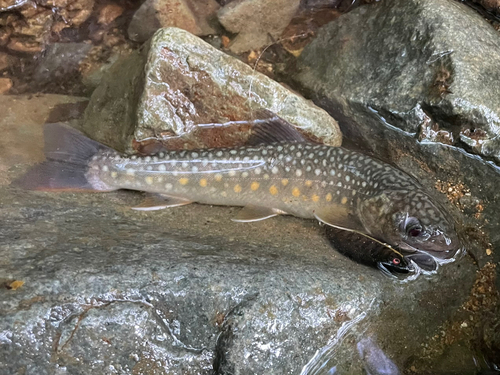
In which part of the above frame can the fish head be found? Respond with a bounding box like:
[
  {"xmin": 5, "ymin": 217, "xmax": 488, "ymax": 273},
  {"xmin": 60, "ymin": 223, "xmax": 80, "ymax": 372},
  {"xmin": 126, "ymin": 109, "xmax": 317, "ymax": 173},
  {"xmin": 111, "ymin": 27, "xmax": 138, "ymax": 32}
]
[
  {"xmin": 375, "ymin": 247, "xmax": 412, "ymax": 275},
  {"xmin": 359, "ymin": 190, "xmax": 461, "ymax": 259}
]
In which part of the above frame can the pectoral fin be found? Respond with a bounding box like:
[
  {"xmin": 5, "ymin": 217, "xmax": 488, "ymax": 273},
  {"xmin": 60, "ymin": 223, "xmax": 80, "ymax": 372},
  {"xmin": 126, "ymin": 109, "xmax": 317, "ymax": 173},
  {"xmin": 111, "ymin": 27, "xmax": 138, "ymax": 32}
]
[
  {"xmin": 314, "ymin": 206, "xmax": 367, "ymax": 234},
  {"xmin": 232, "ymin": 205, "xmax": 287, "ymax": 222},
  {"xmin": 132, "ymin": 193, "xmax": 193, "ymax": 211}
]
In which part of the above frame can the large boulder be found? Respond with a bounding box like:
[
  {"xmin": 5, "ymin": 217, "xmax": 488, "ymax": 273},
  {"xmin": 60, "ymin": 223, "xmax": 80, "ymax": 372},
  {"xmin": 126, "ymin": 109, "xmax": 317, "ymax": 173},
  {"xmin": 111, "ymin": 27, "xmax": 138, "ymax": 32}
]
[{"xmin": 83, "ymin": 27, "xmax": 342, "ymax": 153}]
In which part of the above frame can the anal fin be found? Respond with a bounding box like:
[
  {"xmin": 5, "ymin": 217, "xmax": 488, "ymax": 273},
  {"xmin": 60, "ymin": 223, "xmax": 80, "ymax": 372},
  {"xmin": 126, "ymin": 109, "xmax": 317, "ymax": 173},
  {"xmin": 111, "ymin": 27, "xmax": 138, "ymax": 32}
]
[
  {"xmin": 232, "ymin": 205, "xmax": 287, "ymax": 222},
  {"xmin": 132, "ymin": 193, "xmax": 193, "ymax": 211}
]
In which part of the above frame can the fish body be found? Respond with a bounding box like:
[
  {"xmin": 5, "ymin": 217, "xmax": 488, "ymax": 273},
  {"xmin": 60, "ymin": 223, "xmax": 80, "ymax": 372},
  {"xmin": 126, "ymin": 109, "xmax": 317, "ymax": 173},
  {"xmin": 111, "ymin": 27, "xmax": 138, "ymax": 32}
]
[{"xmin": 16, "ymin": 113, "xmax": 461, "ymax": 262}]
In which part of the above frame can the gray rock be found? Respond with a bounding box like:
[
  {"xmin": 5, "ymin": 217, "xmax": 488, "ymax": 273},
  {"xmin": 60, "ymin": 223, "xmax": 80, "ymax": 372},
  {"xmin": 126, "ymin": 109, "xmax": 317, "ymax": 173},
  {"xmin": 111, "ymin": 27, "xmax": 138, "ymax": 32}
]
[
  {"xmin": 83, "ymin": 27, "xmax": 341, "ymax": 153},
  {"xmin": 295, "ymin": 0, "xmax": 500, "ymax": 164},
  {"xmin": 34, "ymin": 43, "xmax": 92, "ymax": 84},
  {"xmin": 217, "ymin": 0, "xmax": 301, "ymax": 53},
  {"xmin": 127, "ymin": 0, "xmax": 220, "ymax": 43},
  {"xmin": 293, "ymin": 0, "xmax": 500, "ymax": 287}
]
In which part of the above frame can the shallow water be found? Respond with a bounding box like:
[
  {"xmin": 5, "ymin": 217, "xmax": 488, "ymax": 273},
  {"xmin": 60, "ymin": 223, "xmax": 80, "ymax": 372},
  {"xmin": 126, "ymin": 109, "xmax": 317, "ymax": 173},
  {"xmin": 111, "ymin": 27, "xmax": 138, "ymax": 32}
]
[{"xmin": 1, "ymin": 0, "xmax": 500, "ymax": 374}]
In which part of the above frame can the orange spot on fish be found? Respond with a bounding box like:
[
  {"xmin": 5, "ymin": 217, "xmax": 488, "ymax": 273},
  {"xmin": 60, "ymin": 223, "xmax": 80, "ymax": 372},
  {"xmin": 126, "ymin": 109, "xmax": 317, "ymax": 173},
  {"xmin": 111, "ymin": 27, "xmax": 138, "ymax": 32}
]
[
  {"xmin": 251, "ymin": 181, "xmax": 260, "ymax": 191},
  {"xmin": 341, "ymin": 196, "xmax": 348, "ymax": 205},
  {"xmin": 312, "ymin": 194, "xmax": 320, "ymax": 203},
  {"xmin": 326, "ymin": 193, "xmax": 333, "ymax": 202},
  {"xmin": 199, "ymin": 178, "xmax": 207, "ymax": 187},
  {"xmin": 269, "ymin": 185, "xmax": 278, "ymax": 195},
  {"xmin": 305, "ymin": 180, "xmax": 313, "ymax": 187},
  {"xmin": 215, "ymin": 174, "xmax": 223, "ymax": 182},
  {"xmin": 234, "ymin": 184, "xmax": 242, "ymax": 193},
  {"xmin": 145, "ymin": 176, "xmax": 154, "ymax": 185},
  {"xmin": 281, "ymin": 179, "xmax": 289, "ymax": 186},
  {"xmin": 292, "ymin": 187, "xmax": 300, "ymax": 197},
  {"xmin": 179, "ymin": 178, "xmax": 189, "ymax": 185}
]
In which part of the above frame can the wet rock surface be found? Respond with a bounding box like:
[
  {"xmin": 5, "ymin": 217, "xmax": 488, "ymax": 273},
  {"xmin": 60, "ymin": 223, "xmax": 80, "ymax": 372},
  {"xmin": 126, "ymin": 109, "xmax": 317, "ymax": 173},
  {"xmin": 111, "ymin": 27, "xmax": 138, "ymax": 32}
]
[
  {"xmin": 295, "ymin": 0, "xmax": 500, "ymax": 164},
  {"xmin": 0, "ymin": 94, "xmax": 485, "ymax": 375},
  {"xmin": 83, "ymin": 27, "xmax": 341, "ymax": 153}
]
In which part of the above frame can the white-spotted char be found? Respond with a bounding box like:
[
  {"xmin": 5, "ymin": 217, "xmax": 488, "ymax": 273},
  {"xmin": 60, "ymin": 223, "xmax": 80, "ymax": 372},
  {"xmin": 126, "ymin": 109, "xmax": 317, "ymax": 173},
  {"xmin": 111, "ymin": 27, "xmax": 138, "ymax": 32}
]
[{"xmin": 16, "ymin": 112, "xmax": 462, "ymax": 261}]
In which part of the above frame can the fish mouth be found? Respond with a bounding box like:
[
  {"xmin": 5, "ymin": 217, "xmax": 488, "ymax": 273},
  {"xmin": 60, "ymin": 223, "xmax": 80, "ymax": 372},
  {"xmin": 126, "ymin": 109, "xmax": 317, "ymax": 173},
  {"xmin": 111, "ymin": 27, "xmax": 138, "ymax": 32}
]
[{"xmin": 397, "ymin": 241, "xmax": 461, "ymax": 260}]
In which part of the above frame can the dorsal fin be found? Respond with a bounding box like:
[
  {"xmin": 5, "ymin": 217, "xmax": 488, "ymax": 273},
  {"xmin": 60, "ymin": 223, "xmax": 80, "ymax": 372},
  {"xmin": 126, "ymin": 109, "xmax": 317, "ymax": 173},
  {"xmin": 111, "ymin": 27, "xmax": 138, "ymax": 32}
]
[{"xmin": 246, "ymin": 110, "xmax": 307, "ymax": 146}]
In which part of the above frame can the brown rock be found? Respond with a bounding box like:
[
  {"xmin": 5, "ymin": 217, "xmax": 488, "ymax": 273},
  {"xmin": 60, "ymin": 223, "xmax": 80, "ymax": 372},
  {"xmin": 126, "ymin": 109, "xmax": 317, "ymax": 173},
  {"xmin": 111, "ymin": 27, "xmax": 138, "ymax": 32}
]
[
  {"xmin": 7, "ymin": 37, "xmax": 42, "ymax": 53},
  {"xmin": 0, "ymin": 52, "xmax": 10, "ymax": 71},
  {"xmin": 47, "ymin": 0, "xmax": 95, "ymax": 27},
  {"xmin": 0, "ymin": 77, "xmax": 12, "ymax": 94},
  {"xmin": 218, "ymin": 0, "xmax": 301, "ymax": 53},
  {"xmin": 128, "ymin": 0, "xmax": 219, "ymax": 43},
  {"xmin": 97, "ymin": 3, "xmax": 124, "ymax": 25},
  {"xmin": 474, "ymin": 0, "xmax": 500, "ymax": 12}
]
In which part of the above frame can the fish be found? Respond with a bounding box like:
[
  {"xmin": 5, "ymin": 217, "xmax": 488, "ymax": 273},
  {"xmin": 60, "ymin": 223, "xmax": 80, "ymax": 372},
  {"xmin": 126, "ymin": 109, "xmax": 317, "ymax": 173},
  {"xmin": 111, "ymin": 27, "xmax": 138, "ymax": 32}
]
[
  {"xmin": 15, "ymin": 111, "xmax": 462, "ymax": 261},
  {"xmin": 324, "ymin": 226, "xmax": 414, "ymax": 276}
]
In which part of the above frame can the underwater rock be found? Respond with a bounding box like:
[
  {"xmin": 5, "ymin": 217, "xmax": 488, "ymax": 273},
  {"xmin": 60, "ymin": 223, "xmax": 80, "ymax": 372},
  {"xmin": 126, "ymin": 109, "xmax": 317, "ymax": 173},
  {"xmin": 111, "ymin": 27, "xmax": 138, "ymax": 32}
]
[
  {"xmin": 34, "ymin": 42, "xmax": 92, "ymax": 85},
  {"xmin": 217, "ymin": 0, "xmax": 301, "ymax": 53},
  {"xmin": 127, "ymin": 0, "xmax": 220, "ymax": 42},
  {"xmin": 83, "ymin": 27, "xmax": 341, "ymax": 153},
  {"xmin": 0, "ymin": 77, "xmax": 12, "ymax": 93}
]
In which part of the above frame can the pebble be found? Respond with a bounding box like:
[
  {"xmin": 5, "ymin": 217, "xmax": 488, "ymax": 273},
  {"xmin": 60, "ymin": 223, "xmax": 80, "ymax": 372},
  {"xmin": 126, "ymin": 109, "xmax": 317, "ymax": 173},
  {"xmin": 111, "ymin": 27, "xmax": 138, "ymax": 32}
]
[
  {"xmin": 98, "ymin": 3, "xmax": 124, "ymax": 25},
  {"xmin": 0, "ymin": 77, "xmax": 13, "ymax": 94},
  {"xmin": 0, "ymin": 52, "xmax": 10, "ymax": 71}
]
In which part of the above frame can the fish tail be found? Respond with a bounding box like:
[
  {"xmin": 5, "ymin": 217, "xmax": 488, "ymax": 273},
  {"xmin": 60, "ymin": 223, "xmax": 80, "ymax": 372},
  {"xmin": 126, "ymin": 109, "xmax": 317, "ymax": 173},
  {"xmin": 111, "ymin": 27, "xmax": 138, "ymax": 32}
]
[{"xmin": 13, "ymin": 123, "xmax": 114, "ymax": 191}]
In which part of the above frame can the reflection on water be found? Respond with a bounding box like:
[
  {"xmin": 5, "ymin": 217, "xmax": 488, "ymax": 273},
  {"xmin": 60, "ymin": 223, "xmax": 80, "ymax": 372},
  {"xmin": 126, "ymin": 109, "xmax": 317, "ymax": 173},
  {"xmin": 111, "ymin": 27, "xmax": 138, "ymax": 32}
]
[{"xmin": 301, "ymin": 307, "xmax": 401, "ymax": 375}]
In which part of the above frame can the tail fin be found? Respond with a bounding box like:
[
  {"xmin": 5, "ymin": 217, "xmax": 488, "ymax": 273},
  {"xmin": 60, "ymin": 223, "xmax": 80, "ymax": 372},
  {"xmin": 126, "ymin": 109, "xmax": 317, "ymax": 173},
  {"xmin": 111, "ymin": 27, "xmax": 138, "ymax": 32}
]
[{"xmin": 13, "ymin": 123, "xmax": 113, "ymax": 191}]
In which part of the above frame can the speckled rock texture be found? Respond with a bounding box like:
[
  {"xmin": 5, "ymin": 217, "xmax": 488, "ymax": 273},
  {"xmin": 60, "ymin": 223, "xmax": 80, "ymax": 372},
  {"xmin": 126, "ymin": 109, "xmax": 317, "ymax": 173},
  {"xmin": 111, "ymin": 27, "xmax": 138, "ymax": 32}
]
[
  {"xmin": 83, "ymin": 27, "xmax": 342, "ymax": 154},
  {"xmin": 295, "ymin": 0, "xmax": 500, "ymax": 164},
  {"xmin": 0, "ymin": 94, "xmax": 489, "ymax": 374}
]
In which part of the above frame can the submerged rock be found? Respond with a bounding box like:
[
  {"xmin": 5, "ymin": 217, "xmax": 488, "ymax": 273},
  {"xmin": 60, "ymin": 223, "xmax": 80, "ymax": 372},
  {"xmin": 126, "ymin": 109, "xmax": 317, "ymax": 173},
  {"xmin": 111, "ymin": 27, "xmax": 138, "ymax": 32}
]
[
  {"xmin": 217, "ymin": 0, "xmax": 301, "ymax": 53},
  {"xmin": 83, "ymin": 27, "xmax": 341, "ymax": 153},
  {"xmin": 127, "ymin": 0, "xmax": 220, "ymax": 42}
]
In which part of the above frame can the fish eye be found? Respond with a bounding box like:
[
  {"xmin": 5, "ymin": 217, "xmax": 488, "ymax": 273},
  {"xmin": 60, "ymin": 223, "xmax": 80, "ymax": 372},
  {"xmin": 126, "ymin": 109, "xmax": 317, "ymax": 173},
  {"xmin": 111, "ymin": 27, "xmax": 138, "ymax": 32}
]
[{"xmin": 404, "ymin": 217, "xmax": 423, "ymax": 237}]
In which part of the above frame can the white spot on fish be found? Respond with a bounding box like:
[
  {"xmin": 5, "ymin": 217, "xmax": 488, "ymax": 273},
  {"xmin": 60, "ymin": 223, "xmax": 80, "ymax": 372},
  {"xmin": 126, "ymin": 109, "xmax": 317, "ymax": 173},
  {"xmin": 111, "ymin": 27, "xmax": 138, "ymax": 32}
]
[
  {"xmin": 242, "ymin": 171, "xmax": 249, "ymax": 178},
  {"xmin": 145, "ymin": 156, "xmax": 151, "ymax": 162},
  {"xmin": 159, "ymin": 152, "xmax": 165, "ymax": 158},
  {"xmin": 254, "ymin": 167, "xmax": 262, "ymax": 175},
  {"xmin": 165, "ymin": 183, "xmax": 173, "ymax": 190},
  {"xmin": 315, "ymin": 169, "xmax": 321, "ymax": 176},
  {"xmin": 131, "ymin": 155, "xmax": 137, "ymax": 160},
  {"xmin": 158, "ymin": 164, "xmax": 166, "ymax": 172},
  {"xmin": 228, "ymin": 170, "xmax": 236, "ymax": 177},
  {"xmin": 230, "ymin": 150, "xmax": 237, "ymax": 155},
  {"xmin": 153, "ymin": 156, "xmax": 158, "ymax": 162},
  {"xmin": 262, "ymin": 149, "xmax": 268, "ymax": 155},
  {"xmin": 146, "ymin": 166, "xmax": 153, "ymax": 171},
  {"xmin": 216, "ymin": 151, "xmax": 223, "ymax": 157},
  {"xmin": 192, "ymin": 152, "xmax": 199, "ymax": 158},
  {"xmin": 296, "ymin": 169, "xmax": 302, "ymax": 177},
  {"xmin": 192, "ymin": 166, "xmax": 199, "ymax": 173},
  {"xmin": 272, "ymin": 166, "xmax": 279, "ymax": 174},
  {"xmin": 345, "ymin": 175, "xmax": 350, "ymax": 182},
  {"xmin": 296, "ymin": 152, "xmax": 302, "ymax": 157},
  {"xmin": 330, "ymin": 170, "xmax": 336, "ymax": 176},
  {"xmin": 306, "ymin": 166, "xmax": 312, "ymax": 172},
  {"xmin": 102, "ymin": 165, "xmax": 109, "ymax": 172},
  {"xmin": 182, "ymin": 162, "xmax": 189, "ymax": 168}
]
